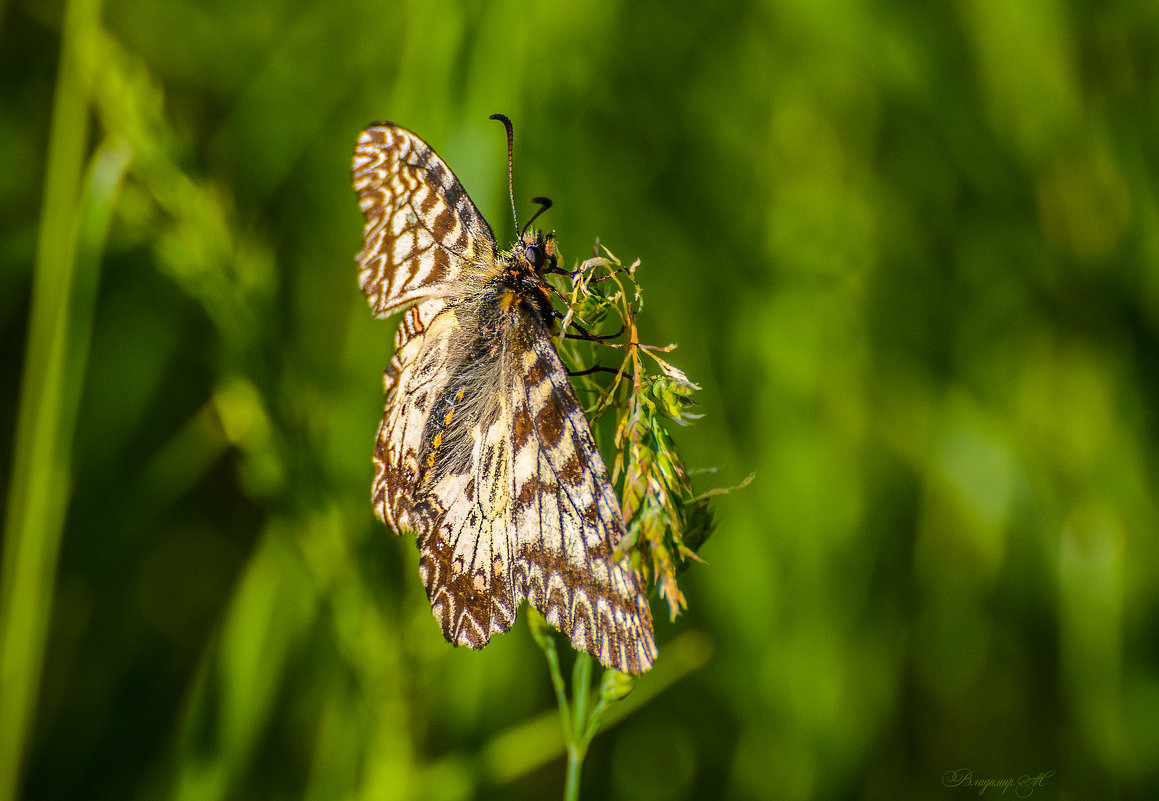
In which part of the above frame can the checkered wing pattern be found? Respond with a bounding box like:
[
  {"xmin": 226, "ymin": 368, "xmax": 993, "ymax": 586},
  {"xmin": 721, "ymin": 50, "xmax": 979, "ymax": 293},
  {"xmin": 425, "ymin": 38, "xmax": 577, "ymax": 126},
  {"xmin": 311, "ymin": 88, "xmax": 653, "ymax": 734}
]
[
  {"xmin": 354, "ymin": 122, "xmax": 656, "ymax": 674},
  {"xmin": 353, "ymin": 124, "xmax": 498, "ymax": 316},
  {"xmin": 371, "ymin": 298, "xmax": 452, "ymax": 529}
]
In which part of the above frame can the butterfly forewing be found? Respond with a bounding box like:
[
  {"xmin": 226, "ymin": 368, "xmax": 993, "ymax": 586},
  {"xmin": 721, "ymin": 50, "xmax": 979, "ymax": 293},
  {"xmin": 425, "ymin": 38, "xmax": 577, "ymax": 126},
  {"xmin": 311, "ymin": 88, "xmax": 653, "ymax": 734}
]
[
  {"xmin": 354, "ymin": 121, "xmax": 656, "ymax": 674},
  {"xmin": 354, "ymin": 124, "xmax": 497, "ymax": 316}
]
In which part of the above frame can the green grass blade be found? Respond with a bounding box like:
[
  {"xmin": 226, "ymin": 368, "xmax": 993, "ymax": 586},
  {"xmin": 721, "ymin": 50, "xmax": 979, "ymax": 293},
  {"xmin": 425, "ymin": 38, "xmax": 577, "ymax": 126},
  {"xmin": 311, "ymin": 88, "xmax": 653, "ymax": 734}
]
[{"xmin": 0, "ymin": 1, "xmax": 116, "ymax": 797}]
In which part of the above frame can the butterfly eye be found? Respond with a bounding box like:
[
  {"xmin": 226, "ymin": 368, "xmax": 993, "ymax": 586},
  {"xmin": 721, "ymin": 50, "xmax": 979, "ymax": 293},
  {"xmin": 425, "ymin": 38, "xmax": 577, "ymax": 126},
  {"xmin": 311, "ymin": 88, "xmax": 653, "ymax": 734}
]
[{"xmin": 524, "ymin": 244, "xmax": 544, "ymax": 268}]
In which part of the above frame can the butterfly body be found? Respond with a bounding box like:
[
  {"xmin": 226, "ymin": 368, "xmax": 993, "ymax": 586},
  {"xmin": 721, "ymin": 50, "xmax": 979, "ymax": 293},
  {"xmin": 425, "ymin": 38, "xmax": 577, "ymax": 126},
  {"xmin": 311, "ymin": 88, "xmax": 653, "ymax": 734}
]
[{"xmin": 353, "ymin": 122, "xmax": 656, "ymax": 674}]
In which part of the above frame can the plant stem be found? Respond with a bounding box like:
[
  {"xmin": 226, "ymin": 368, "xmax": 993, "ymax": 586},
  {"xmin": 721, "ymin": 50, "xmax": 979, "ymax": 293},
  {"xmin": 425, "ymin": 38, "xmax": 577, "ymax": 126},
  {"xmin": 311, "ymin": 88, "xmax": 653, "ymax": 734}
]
[
  {"xmin": 543, "ymin": 633, "xmax": 571, "ymax": 725},
  {"xmin": 533, "ymin": 631, "xmax": 634, "ymax": 801},
  {"xmin": 533, "ymin": 619, "xmax": 612, "ymax": 801},
  {"xmin": 564, "ymin": 743, "xmax": 584, "ymax": 801},
  {"xmin": 0, "ymin": 1, "xmax": 107, "ymax": 799},
  {"xmin": 570, "ymin": 653, "xmax": 592, "ymax": 740},
  {"xmin": 562, "ymin": 653, "xmax": 594, "ymax": 801}
]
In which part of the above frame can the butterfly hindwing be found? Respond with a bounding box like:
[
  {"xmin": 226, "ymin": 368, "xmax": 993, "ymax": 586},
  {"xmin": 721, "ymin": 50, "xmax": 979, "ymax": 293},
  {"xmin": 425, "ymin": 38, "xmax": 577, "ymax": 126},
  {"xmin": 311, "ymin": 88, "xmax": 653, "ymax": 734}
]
[{"xmin": 508, "ymin": 337, "xmax": 656, "ymax": 673}]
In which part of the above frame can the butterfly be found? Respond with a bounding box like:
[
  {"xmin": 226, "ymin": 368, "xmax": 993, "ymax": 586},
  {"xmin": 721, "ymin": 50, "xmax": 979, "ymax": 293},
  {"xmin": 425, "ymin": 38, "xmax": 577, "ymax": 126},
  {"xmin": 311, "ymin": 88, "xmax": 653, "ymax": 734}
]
[{"xmin": 352, "ymin": 118, "xmax": 656, "ymax": 674}]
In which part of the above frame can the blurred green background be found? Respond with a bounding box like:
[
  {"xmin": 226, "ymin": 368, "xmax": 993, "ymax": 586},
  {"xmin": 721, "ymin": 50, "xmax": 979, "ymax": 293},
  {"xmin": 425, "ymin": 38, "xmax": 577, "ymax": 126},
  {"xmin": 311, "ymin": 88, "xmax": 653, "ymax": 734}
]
[{"xmin": 3, "ymin": 0, "xmax": 1158, "ymax": 799}]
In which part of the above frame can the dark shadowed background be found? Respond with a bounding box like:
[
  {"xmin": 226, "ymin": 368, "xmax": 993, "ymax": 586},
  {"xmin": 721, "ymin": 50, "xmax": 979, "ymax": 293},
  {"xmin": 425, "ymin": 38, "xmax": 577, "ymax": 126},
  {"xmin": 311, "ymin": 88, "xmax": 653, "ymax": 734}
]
[{"xmin": 2, "ymin": 0, "xmax": 1158, "ymax": 799}]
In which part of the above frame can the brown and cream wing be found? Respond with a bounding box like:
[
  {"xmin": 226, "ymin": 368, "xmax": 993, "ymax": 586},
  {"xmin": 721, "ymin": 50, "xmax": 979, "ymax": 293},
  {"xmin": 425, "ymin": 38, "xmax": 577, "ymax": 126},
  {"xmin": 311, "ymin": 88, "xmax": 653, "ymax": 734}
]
[
  {"xmin": 371, "ymin": 298, "xmax": 454, "ymax": 532},
  {"xmin": 353, "ymin": 124, "xmax": 497, "ymax": 317},
  {"xmin": 409, "ymin": 329, "xmax": 657, "ymax": 674},
  {"xmin": 508, "ymin": 336, "xmax": 656, "ymax": 674}
]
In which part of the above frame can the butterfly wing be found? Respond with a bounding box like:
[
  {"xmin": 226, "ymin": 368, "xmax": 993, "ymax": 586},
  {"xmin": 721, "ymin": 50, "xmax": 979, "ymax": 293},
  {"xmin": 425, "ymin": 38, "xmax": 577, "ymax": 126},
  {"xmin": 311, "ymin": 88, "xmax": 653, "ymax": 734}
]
[
  {"xmin": 400, "ymin": 316, "xmax": 656, "ymax": 674},
  {"xmin": 507, "ymin": 334, "xmax": 657, "ymax": 674},
  {"xmin": 353, "ymin": 124, "xmax": 498, "ymax": 316},
  {"xmin": 371, "ymin": 298, "xmax": 452, "ymax": 531},
  {"xmin": 372, "ymin": 296, "xmax": 527, "ymax": 645}
]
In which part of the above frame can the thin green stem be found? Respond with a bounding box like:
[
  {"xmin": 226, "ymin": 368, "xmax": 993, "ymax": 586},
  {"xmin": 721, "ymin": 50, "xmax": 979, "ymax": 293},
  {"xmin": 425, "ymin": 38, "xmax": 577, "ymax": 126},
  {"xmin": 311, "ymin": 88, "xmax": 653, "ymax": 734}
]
[
  {"xmin": 562, "ymin": 653, "xmax": 594, "ymax": 801},
  {"xmin": 532, "ymin": 621, "xmax": 610, "ymax": 801},
  {"xmin": 563, "ymin": 742, "xmax": 583, "ymax": 801},
  {"xmin": 529, "ymin": 610, "xmax": 571, "ymax": 729},
  {"xmin": 580, "ymin": 681, "xmax": 614, "ymax": 745},
  {"xmin": 570, "ymin": 653, "xmax": 592, "ymax": 741},
  {"xmin": 0, "ymin": 0, "xmax": 107, "ymax": 798},
  {"xmin": 545, "ymin": 641, "xmax": 571, "ymax": 729}
]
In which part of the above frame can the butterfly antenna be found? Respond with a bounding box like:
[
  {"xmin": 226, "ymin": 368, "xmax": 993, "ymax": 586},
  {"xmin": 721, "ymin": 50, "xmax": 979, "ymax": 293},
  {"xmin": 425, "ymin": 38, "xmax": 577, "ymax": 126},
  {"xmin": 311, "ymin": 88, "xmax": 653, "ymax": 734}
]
[
  {"xmin": 489, "ymin": 113, "xmax": 519, "ymax": 231},
  {"xmin": 523, "ymin": 196, "xmax": 553, "ymax": 235}
]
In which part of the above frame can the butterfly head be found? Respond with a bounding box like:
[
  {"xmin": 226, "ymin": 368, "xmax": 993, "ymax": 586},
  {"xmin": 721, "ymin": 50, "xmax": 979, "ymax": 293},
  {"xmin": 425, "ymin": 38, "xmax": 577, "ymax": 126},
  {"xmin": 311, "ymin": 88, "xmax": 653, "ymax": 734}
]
[
  {"xmin": 515, "ymin": 230, "xmax": 558, "ymax": 276},
  {"xmin": 495, "ymin": 231, "xmax": 557, "ymax": 324}
]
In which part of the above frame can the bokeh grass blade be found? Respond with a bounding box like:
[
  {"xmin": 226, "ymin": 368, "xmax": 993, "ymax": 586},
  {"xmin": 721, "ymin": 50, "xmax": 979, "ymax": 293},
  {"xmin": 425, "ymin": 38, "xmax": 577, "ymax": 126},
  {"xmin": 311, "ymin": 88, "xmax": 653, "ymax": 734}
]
[{"xmin": 0, "ymin": 1, "xmax": 124, "ymax": 798}]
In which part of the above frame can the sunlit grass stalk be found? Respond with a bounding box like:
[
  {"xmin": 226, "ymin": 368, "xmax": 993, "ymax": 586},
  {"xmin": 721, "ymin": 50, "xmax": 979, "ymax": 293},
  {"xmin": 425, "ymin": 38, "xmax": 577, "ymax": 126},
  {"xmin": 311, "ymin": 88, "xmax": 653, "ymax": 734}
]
[{"xmin": 0, "ymin": 1, "xmax": 121, "ymax": 799}]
